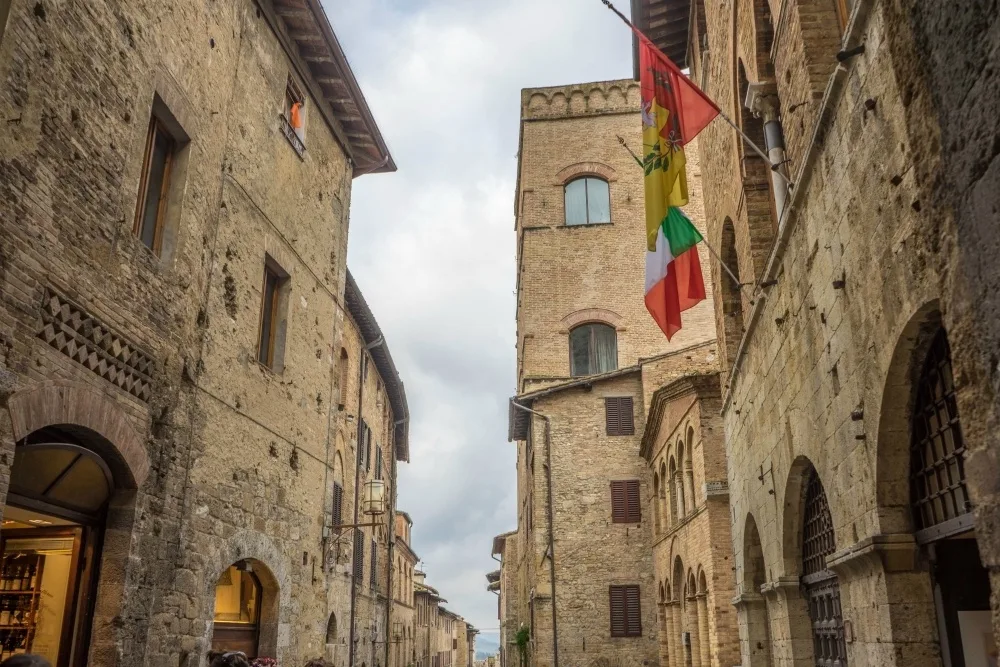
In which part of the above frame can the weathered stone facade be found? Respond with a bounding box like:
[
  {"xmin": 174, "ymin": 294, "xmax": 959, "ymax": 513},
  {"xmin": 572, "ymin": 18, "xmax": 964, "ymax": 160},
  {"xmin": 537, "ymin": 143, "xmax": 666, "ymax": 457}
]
[
  {"xmin": 0, "ymin": 0, "xmax": 407, "ymax": 665},
  {"xmin": 641, "ymin": 374, "xmax": 739, "ymax": 667},
  {"xmin": 506, "ymin": 80, "xmax": 721, "ymax": 667},
  {"xmin": 634, "ymin": 0, "xmax": 1000, "ymax": 665},
  {"xmin": 391, "ymin": 511, "xmax": 418, "ymax": 667}
]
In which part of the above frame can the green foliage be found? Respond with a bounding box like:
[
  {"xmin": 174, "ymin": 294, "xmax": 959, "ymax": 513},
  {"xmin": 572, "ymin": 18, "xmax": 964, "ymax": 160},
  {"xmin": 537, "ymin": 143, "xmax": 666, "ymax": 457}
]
[{"xmin": 515, "ymin": 625, "xmax": 530, "ymax": 667}]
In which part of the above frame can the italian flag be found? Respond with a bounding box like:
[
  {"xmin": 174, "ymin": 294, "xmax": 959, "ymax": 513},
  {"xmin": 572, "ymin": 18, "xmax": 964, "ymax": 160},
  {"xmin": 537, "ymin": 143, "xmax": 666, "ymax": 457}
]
[
  {"xmin": 645, "ymin": 208, "xmax": 706, "ymax": 340},
  {"xmin": 637, "ymin": 33, "xmax": 718, "ymax": 340}
]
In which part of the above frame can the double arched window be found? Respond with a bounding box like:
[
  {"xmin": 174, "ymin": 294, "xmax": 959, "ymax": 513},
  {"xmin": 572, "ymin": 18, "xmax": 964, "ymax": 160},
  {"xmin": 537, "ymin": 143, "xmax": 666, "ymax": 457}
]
[
  {"xmin": 569, "ymin": 323, "xmax": 617, "ymax": 376},
  {"xmin": 564, "ymin": 177, "xmax": 610, "ymax": 226}
]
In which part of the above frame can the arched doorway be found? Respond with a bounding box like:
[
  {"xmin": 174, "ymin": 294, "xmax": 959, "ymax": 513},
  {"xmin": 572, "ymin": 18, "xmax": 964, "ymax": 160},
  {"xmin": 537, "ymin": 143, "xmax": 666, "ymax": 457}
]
[
  {"xmin": 908, "ymin": 327, "xmax": 991, "ymax": 665},
  {"xmin": 212, "ymin": 562, "xmax": 264, "ymax": 657},
  {"xmin": 1, "ymin": 424, "xmax": 130, "ymax": 667},
  {"xmin": 740, "ymin": 514, "xmax": 771, "ymax": 667},
  {"xmin": 800, "ymin": 468, "xmax": 847, "ymax": 665}
]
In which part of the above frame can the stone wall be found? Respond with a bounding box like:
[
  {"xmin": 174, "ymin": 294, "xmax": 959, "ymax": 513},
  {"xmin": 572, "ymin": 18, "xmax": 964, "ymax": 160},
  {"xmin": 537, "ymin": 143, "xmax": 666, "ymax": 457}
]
[
  {"xmin": 690, "ymin": 0, "xmax": 1000, "ymax": 663},
  {"xmin": 0, "ymin": 0, "xmax": 400, "ymax": 665}
]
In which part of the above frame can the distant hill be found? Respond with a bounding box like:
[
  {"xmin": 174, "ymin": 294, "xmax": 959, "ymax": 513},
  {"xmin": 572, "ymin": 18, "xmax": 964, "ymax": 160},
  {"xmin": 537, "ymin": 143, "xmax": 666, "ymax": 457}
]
[{"xmin": 475, "ymin": 635, "xmax": 500, "ymax": 658}]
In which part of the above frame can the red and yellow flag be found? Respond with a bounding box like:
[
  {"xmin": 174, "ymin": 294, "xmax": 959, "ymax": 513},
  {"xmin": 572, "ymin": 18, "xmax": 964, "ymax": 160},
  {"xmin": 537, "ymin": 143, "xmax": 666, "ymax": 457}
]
[{"xmin": 638, "ymin": 34, "xmax": 719, "ymax": 339}]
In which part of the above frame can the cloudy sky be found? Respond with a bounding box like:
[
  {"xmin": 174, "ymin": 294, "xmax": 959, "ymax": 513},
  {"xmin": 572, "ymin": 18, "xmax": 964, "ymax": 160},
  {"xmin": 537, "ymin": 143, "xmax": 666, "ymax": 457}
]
[{"xmin": 323, "ymin": 0, "xmax": 634, "ymax": 638}]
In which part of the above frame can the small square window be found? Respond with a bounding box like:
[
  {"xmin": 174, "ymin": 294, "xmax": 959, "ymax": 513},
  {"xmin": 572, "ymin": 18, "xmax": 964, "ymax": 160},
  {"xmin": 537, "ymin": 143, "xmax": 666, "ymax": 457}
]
[{"xmin": 134, "ymin": 118, "xmax": 176, "ymax": 254}]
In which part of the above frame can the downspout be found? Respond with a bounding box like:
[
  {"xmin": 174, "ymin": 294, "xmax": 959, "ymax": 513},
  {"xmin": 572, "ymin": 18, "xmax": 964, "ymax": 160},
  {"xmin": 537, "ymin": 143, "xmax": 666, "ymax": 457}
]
[
  {"xmin": 385, "ymin": 432, "xmax": 397, "ymax": 667},
  {"xmin": 510, "ymin": 402, "xmax": 558, "ymax": 667},
  {"xmin": 349, "ymin": 335, "xmax": 387, "ymax": 667},
  {"xmin": 348, "ymin": 348, "xmax": 366, "ymax": 667}
]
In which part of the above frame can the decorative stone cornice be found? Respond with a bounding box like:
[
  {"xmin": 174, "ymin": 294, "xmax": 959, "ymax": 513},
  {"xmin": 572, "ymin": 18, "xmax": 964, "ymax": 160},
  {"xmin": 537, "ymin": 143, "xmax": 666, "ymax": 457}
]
[
  {"xmin": 521, "ymin": 80, "xmax": 640, "ymax": 121},
  {"xmin": 759, "ymin": 576, "xmax": 800, "ymax": 600}
]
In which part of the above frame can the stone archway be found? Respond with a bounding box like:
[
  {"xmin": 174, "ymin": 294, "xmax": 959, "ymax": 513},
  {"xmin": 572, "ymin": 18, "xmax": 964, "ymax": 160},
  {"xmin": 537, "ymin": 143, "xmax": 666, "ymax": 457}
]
[
  {"xmin": 200, "ymin": 530, "xmax": 291, "ymax": 665},
  {"xmin": 1, "ymin": 379, "xmax": 149, "ymax": 667}
]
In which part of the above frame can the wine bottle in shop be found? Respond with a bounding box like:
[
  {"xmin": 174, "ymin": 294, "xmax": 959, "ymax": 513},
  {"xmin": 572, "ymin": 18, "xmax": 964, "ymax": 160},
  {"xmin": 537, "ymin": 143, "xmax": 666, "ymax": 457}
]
[
  {"xmin": 9, "ymin": 564, "xmax": 20, "ymax": 592},
  {"xmin": 0, "ymin": 599, "xmax": 10, "ymax": 626},
  {"xmin": 27, "ymin": 564, "xmax": 36, "ymax": 591},
  {"xmin": 19, "ymin": 564, "xmax": 29, "ymax": 592}
]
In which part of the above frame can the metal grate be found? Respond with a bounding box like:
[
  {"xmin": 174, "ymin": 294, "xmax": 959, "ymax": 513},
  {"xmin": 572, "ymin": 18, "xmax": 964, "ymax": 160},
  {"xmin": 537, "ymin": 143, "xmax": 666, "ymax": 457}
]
[
  {"xmin": 910, "ymin": 328, "xmax": 969, "ymax": 535},
  {"xmin": 801, "ymin": 469, "xmax": 847, "ymax": 666},
  {"xmin": 802, "ymin": 471, "xmax": 836, "ymax": 576}
]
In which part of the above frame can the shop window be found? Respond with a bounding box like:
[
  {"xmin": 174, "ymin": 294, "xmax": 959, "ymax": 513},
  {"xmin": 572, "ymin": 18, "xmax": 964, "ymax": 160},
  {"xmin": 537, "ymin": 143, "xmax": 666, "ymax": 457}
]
[
  {"xmin": 212, "ymin": 563, "xmax": 262, "ymax": 657},
  {"xmin": 569, "ymin": 323, "xmax": 617, "ymax": 376},
  {"xmin": 257, "ymin": 257, "xmax": 290, "ymax": 372}
]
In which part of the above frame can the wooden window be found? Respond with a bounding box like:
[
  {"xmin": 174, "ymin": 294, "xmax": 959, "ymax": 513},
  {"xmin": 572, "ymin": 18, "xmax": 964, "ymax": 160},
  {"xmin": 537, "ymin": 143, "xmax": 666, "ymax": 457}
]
[
  {"xmin": 570, "ymin": 323, "xmax": 617, "ymax": 376},
  {"xmin": 353, "ymin": 531, "xmax": 364, "ymax": 580},
  {"xmin": 375, "ymin": 448, "xmax": 383, "ymax": 480},
  {"xmin": 564, "ymin": 177, "xmax": 611, "ymax": 225},
  {"xmin": 282, "ymin": 78, "xmax": 306, "ymax": 156},
  {"xmin": 358, "ymin": 420, "xmax": 370, "ymax": 468},
  {"xmin": 609, "ymin": 585, "xmax": 642, "ymax": 637},
  {"xmin": 370, "ymin": 538, "xmax": 377, "ymax": 589},
  {"xmin": 605, "ymin": 397, "xmax": 635, "ymax": 435},
  {"xmin": 256, "ymin": 260, "xmax": 290, "ymax": 370},
  {"xmin": 332, "ymin": 482, "xmax": 344, "ymax": 528},
  {"xmin": 611, "ymin": 480, "xmax": 641, "ymax": 523},
  {"xmin": 133, "ymin": 117, "xmax": 176, "ymax": 255}
]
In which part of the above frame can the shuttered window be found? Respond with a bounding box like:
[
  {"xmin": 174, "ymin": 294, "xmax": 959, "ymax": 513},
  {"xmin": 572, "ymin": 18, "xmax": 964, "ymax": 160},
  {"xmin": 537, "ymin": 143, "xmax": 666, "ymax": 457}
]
[
  {"xmin": 611, "ymin": 480, "xmax": 641, "ymax": 523},
  {"xmin": 353, "ymin": 531, "xmax": 364, "ymax": 580},
  {"xmin": 333, "ymin": 482, "xmax": 344, "ymax": 528},
  {"xmin": 370, "ymin": 538, "xmax": 378, "ymax": 589},
  {"xmin": 605, "ymin": 397, "xmax": 635, "ymax": 436},
  {"xmin": 376, "ymin": 448, "xmax": 383, "ymax": 480},
  {"xmin": 609, "ymin": 585, "xmax": 642, "ymax": 637}
]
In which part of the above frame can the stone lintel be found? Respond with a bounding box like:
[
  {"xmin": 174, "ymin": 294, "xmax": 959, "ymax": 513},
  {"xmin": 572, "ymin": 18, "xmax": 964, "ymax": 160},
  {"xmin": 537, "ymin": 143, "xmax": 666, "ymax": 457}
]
[{"xmin": 826, "ymin": 533, "xmax": 920, "ymax": 576}]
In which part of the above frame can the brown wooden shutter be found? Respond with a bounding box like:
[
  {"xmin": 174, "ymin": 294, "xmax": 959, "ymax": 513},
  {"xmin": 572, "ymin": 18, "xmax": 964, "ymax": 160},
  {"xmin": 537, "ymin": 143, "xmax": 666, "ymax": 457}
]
[
  {"xmin": 610, "ymin": 481, "xmax": 627, "ymax": 522},
  {"xmin": 605, "ymin": 397, "xmax": 635, "ymax": 436},
  {"xmin": 333, "ymin": 482, "xmax": 344, "ymax": 527},
  {"xmin": 371, "ymin": 538, "xmax": 378, "ymax": 589},
  {"xmin": 605, "ymin": 398, "xmax": 621, "ymax": 435},
  {"xmin": 626, "ymin": 480, "xmax": 641, "ymax": 523},
  {"xmin": 609, "ymin": 586, "xmax": 627, "ymax": 637},
  {"xmin": 353, "ymin": 531, "xmax": 364, "ymax": 579},
  {"xmin": 624, "ymin": 585, "xmax": 642, "ymax": 636},
  {"xmin": 619, "ymin": 397, "xmax": 635, "ymax": 435}
]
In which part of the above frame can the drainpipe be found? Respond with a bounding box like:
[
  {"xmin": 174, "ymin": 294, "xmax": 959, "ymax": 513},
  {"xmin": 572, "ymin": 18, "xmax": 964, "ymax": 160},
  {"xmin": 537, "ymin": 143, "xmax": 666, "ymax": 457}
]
[
  {"xmin": 349, "ymin": 336, "xmax": 387, "ymax": 667},
  {"xmin": 510, "ymin": 402, "xmax": 558, "ymax": 667},
  {"xmin": 745, "ymin": 81, "xmax": 789, "ymax": 220}
]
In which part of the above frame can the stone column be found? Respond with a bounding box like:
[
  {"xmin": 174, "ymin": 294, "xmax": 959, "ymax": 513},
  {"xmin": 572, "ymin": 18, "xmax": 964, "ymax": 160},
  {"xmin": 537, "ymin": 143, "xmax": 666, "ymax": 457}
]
[
  {"xmin": 658, "ymin": 602, "xmax": 670, "ymax": 667},
  {"xmin": 733, "ymin": 592, "xmax": 771, "ymax": 667},
  {"xmin": 0, "ymin": 370, "xmax": 17, "ymax": 525},
  {"xmin": 696, "ymin": 593, "xmax": 710, "ymax": 667},
  {"xmin": 674, "ymin": 472, "xmax": 686, "ymax": 517},
  {"xmin": 667, "ymin": 600, "xmax": 680, "ymax": 667},
  {"xmin": 685, "ymin": 468, "xmax": 696, "ymax": 514},
  {"xmin": 686, "ymin": 596, "xmax": 702, "ymax": 667}
]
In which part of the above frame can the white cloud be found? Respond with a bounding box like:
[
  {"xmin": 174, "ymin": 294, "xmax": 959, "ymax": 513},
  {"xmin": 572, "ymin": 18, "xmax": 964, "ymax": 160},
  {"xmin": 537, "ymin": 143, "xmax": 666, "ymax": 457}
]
[{"xmin": 323, "ymin": 0, "xmax": 633, "ymax": 632}]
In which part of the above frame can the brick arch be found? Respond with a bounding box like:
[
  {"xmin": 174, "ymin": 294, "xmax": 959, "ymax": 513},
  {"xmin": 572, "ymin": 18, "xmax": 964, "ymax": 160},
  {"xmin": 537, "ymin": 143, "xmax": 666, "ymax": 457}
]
[
  {"xmin": 6, "ymin": 380, "xmax": 149, "ymax": 487},
  {"xmin": 200, "ymin": 529, "xmax": 291, "ymax": 665},
  {"xmin": 555, "ymin": 161, "xmax": 617, "ymax": 185},
  {"xmin": 559, "ymin": 308, "xmax": 624, "ymax": 332}
]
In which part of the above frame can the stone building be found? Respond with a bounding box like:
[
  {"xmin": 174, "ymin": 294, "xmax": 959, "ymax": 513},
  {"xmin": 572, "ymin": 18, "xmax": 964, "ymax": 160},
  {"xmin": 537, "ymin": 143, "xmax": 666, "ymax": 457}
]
[
  {"xmin": 414, "ymin": 572, "xmax": 444, "ymax": 667},
  {"xmin": 640, "ymin": 374, "xmax": 739, "ymax": 667},
  {"xmin": 391, "ymin": 511, "xmax": 419, "ymax": 667},
  {"xmin": 0, "ymin": 0, "xmax": 411, "ymax": 665},
  {"xmin": 505, "ymin": 79, "xmax": 719, "ymax": 667},
  {"xmin": 632, "ymin": 0, "xmax": 1000, "ymax": 665},
  {"xmin": 490, "ymin": 531, "xmax": 517, "ymax": 667}
]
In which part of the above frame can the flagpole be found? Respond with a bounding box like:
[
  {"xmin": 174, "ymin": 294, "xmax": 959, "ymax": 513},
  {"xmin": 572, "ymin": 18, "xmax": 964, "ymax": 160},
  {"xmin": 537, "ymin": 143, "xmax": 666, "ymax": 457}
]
[
  {"xmin": 616, "ymin": 135, "xmax": 749, "ymax": 295},
  {"xmin": 600, "ymin": 0, "xmax": 792, "ymax": 188}
]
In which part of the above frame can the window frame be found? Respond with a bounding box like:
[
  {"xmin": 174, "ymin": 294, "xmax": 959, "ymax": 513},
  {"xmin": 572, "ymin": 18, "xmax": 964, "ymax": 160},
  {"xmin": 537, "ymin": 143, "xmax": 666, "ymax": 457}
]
[
  {"xmin": 257, "ymin": 263, "xmax": 283, "ymax": 369},
  {"xmin": 610, "ymin": 479, "xmax": 641, "ymax": 523},
  {"xmin": 605, "ymin": 397, "xmax": 635, "ymax": 436},
  {"xmin": 563, "ymin": 176, "xmax": 611, "ymax": 226},
  {"xmin": 608, "ymin": 584, "xmax": 642, "ymax": 637},
  {"xmin": 569, "ymin": 322, "xmax": 618, "ymax": 377},
  {"xmin": 133, "ymin": 117, "xmax": 176, "ymax": 255}
]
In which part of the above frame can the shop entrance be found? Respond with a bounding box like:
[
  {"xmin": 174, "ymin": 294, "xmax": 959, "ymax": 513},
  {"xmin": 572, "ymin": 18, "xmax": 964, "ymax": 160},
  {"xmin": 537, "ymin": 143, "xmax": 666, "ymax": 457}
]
[
  {"xmin": 212, "ymin": 563, "xmax": 262, "ymax": 657},
  {"xmin": 1, "ymin": 426, "xmax": 115, "ymax": 666}
]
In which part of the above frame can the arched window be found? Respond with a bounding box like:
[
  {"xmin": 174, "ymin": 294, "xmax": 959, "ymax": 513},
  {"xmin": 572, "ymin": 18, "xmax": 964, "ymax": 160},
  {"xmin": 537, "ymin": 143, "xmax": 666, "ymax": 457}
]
[
  {"xmin": 213, "ymin": 563, "xmax": 263, "ymax": 657},
  {"xmin": 801, "ymin": 468, "xmax": 847, "ymax": 665},
  {"xmin": 338, "ymin": 348, "xmax": 349, "ymax": 408},
  {"xmin": 564, "ymin": 177, "xmax": 611, "ymax": 226},
  {"xmin": 569, "ymin": 323, "xmax": 617, "ymax": 376},
  {"xmin": 653, "ymin": 472, "xmax": 661, "ymax": 534},
  {"xmin": 720, "ymin": 217, "xmax": 744, "ymax": 366}
]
